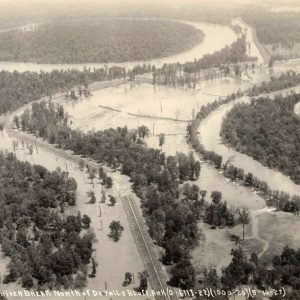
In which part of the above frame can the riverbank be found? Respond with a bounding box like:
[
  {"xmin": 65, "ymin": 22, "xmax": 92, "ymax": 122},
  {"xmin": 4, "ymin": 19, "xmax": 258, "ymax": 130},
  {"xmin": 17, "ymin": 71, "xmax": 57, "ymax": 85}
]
[{"xmin": 0, "ymin": 20, "xmax": 237, "ymax": 72}]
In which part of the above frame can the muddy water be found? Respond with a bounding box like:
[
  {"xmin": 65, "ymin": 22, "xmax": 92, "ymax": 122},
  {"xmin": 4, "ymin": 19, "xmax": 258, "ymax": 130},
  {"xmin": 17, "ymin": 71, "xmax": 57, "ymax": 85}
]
[
  {"xmin": 61, "ymin": 71, "xmax": 270, "ymax": 211},
  {"xmin": 199, "ymin": 68, "xmax": 300, "ymax": 197},
  {"xmin": 0, "ymin": 17, "xmax": 296, "ymax": 298},
  {"xmin": 0, "ymin": 21, "xmax": 237, "ymax": 72}
]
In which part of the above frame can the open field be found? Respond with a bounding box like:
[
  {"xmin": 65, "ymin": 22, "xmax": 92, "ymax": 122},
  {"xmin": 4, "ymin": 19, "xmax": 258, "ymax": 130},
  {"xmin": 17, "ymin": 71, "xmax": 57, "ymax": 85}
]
[{"xmin": 258, "ymin": 211, "xmax": 300, "ymax": 262}]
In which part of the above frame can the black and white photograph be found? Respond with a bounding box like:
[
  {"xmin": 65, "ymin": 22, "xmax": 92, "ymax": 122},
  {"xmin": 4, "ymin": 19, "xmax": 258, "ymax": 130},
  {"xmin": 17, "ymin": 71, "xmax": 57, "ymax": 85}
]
[{"xmin": 0, "ymin": 0, "xmax": 300, "ymax": 299}]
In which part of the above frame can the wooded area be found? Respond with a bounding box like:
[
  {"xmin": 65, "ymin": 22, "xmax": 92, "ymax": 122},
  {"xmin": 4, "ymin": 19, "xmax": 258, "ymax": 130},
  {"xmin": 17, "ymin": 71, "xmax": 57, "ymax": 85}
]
[
  {"xmin": 0, "ymin": 153, "xmax": 93, "ymax": 289},
  {"xmin": 221, "ymin": 93, "xmax": 300, "ymax": 185},
  {"xmin": 0, "ymin": 19, "xmax": 203, "ymax": 63}
]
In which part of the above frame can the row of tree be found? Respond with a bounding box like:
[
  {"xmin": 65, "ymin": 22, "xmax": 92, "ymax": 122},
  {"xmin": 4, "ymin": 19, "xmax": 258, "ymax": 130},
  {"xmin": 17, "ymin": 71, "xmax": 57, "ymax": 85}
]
[
  {"xmin": 0, "ymin": 68, "xmax": 128, "ymax": 115},
  {"xmin": 150, "ymin": 36, "xmax": 255, "ymax": 88},
  {"xmin": 0, "ymin": 152, "xmax": 94, "ymax": 289},
  {"xmin": 248, "ymin": 70, "xmax": 300, "ymax": 96}
]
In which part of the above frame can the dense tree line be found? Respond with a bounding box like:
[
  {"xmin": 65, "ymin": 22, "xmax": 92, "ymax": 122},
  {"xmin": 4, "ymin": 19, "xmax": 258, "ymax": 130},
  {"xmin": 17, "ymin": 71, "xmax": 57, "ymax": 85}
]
[
  {"xmin": 151, "ymin": 36, "xmax": 254, "ymax": 87},
  {"xmin": 187, "ymin": 90, "xmax": 244, "ymax": 168},
  {"xmin": 221, "ymin": 94, "xmax": 300, "ymax": 184},
  {"xmin": 222, "ymin": 246, "xmax": 300, "ymax": 299},
  {"xmin": 0, "ymin": 152, "xmax": 94, "ymax": 289},
  {"xmin": 19, "ymin": 101, "xmax": 204, "ymax": 288},
  {"xmin": 0, "ymin": 19, "xmax": 203, "ymax": 63},
  {"xmin": 0, "ymin": 68, "xmax": 127, "ymax": 115},
  {"xmin": 248, "ymin": 71, "xmax": 300, "ymax": 96},
  {"xmin": 243, "ymin": 10, "xmax": 300, "ymax": 48},
  {"xmin": 190, "ymin": 245, "xmax": 300, "ymax": 299}
]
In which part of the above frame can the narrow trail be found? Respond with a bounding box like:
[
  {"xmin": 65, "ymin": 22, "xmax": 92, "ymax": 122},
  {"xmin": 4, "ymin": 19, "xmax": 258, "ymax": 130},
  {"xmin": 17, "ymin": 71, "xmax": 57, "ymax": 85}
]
[{"xmin": 246, "ymin": 207, "xmax": 276, "ymax": 258}]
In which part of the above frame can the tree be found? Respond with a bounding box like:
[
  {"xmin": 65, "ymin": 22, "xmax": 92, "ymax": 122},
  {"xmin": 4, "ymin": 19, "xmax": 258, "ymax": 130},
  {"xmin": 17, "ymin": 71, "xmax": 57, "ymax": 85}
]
[
  {"xmin": 88, "ymin": 168, "xmax": 96, "ymax": 184},
  {"xmin": 13, "ymin": 116, "xmax": 20, "ymax": 129},
  {"xmin": 123, "ymin": 272, "xmax": 133, "ymax": 286},
  {"xmin": 79, "ymin": 159, "xmax": 85, "ymax": 171},
  {"xmin": 108, "ymin": 221, "xmax": 124, "ymax": 242},
  {"xmin": 100, "ymin": 189, "xmax": 106, "ymax": 203},
  {"xmin": 74, "ymin": 272, "xmax": 87, "ymax": 288},
  {"xmin": 109, "ymin": 195, "xmax": 116, "ymax": 206},
  {"xmin": 137, "ymin": 126, "xmax": 150, "ymax": 140},
  {"xmin": 87, "ymin": 191, "xmax": 96, "ymax": 204},
  {"xmin": 170, "ymin": 259, "xmax": 195, "ymax": 290},
  {"xmin": 136, "ymin": 271, "xmax": 149, "ymax": 294},
  {"xmin": 158, "ymin": 133, "xmax": 165, "ymax": 150},
  {"xmin": 104, "ymin": 176, "xmax": 113, "ymax": 189},
  {"xmin": 22, "ymin": 273, "xmax": 34, "ymax": 288},
  {"xmin": 82, "ymin": 215, "xmax": 91, "ymax": 229},
  {"xmin": 238, "ymin": 207, "xmax": 250, "ymax": 240}
]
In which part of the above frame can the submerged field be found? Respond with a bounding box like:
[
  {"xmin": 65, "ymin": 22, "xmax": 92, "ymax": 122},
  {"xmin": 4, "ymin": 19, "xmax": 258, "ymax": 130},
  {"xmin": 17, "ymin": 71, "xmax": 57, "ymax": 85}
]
[{"xmin": 60, "ymin": 67, "xmax": 300, "ymax": 277}]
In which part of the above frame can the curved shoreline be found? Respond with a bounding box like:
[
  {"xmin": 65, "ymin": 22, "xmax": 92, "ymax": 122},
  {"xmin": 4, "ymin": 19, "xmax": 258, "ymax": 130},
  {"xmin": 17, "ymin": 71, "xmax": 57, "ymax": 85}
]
[
  {"xmin": 0, "ymin": 20, "xmax": 237, "ymax": 72},
  {"xmin": 196, "ymin": 92, "xmax": 300, "ymax": 197}
]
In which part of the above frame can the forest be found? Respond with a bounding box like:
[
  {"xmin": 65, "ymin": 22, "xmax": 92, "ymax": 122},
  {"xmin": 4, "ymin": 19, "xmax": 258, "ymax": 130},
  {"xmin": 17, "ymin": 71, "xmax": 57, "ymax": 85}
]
[
  {"xmin": 18, "ymin": 101, "xmax": 205, "ymax": 288},
  {"xmin": 243, "ymin": 10, "xmax": 300, "ymax": 48},
  {"xmin": 0, "ymin": 68, "xmax": 126, "ymax": 115},
  {"xmin": 0, "ymin": 19, "xmax": 203, "ymax": 63},
  {"xmin": 221, "ymin": 94, "xmax": 300, "ymax": 184},
  {"xmin": 0, "ymin": 152, "xmax": 94, "ymax": 289}
]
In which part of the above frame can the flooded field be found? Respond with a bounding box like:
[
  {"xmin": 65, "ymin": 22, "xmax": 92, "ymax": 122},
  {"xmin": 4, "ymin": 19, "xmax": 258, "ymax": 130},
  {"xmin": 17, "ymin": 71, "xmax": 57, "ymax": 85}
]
[
  {"xmin": 0, "ymin": 129, "xmax": 150, "ymax": 299},
  {"xmin": 0, "ymin": 15, "xmax": 299, "ymax": 297}
]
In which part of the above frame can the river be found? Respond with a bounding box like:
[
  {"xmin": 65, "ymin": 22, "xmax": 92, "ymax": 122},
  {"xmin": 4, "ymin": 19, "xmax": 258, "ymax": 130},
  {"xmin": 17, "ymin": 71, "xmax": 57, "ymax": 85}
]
[
  {"xmin": 0, "ymin": 17, "xmax": 294, "ymax": 299},
  {"xmin": 0, "ymin": 21, "xmax": 237, "ymax": 72},
  {"xmin": 199, "ymin": 69, "xmax": 300, "ymax": 197}
]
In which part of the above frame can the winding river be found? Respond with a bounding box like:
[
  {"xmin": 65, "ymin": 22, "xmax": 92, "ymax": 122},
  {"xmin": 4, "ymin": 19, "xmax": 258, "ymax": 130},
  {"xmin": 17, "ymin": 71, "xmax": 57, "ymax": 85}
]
[
  {"xmin": 0, "ymin": 17, "xmax": 298, "ymax": 299},
  {"xmin": 199, "ymin": 76, "xmax": 300, "ymax": 197},
  {"xmin": 0, "ymin": 21, "xmax": 237, "ymax": 72}
]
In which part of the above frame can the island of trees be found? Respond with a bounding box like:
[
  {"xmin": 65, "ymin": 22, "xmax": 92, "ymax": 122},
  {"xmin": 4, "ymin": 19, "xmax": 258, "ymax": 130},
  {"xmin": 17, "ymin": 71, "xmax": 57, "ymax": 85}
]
[
  {"xmin": 221, "ymin": 93, "xmax": 300, "ymax": 185},
  {"xmin": 0, "ymin": 19, "xmax": 204, "ymax": 63}
]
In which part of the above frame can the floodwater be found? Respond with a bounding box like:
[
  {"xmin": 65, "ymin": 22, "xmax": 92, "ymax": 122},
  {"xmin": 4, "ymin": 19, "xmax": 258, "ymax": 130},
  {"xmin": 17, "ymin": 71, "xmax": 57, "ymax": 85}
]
[
  {"xmin": 199, "ymin": 64, "xmax": 300, "ymax": 197},
  {"xmin": 0, "ymin": 21, "xmax": 237, "ymax": 72},
  {"xmin": 0, "ymin": 17, "xmax": 296, "ymax": 298},
  {"xmin": 0, "ymin": 128, "xmax": 151, "ymax": 299},
  {"xmin": 61, "ymin": 72, "xmax": 267, "ymax": 211}
]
